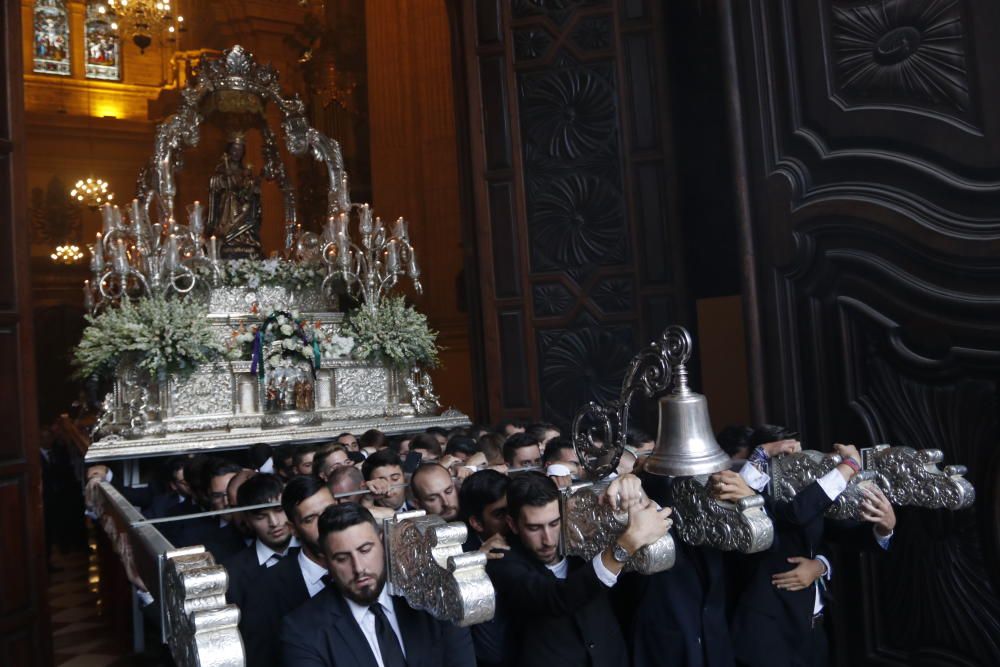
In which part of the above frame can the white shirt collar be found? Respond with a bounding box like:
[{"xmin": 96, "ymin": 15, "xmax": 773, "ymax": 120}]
[
  {"xmin": 345, "ymin": 583, "xmax": 395, "ymax": 625},
  {"xmin": 255, "ymin": 538, "xmax": 293, "ymax": 567},
  {"xmin": 298, "ymin": 549, "xmax": 328, "ymax": 595},
  {"xmin": 546, "ymin": 557, "xmax": 569, "ymax": 579}
]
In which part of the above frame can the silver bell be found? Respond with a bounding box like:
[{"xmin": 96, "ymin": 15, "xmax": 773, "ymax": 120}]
[{"xmin": 644, "ymin": 335, "xmax": 731, "ymax": 478}]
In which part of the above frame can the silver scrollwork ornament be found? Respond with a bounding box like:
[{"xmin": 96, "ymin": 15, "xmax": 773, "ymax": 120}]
[
  {"xmin": 863, "ymin": 444, "xmax": 975, "ymax": 510},
  {"xmin": 383, "ymin": 510, "xmax": 495, "ymax": 627},
  {"xmin": 560, "ymin": 481, "xmax": 676, "ymax": 573},
  {"xmin": 671, "ymin": 477, "xmax": 774, "ymax": 554},
  {"xmin": 162, "ymin": 548, "xmax": 244, "ymax": 667}
]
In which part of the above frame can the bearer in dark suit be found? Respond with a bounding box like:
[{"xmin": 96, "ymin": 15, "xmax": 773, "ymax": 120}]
[
  {"xmin": 223, "ymin": 473, "xmax": 298, "ymax": 609},
  {"xmin": 730, "ymin": 431, "xmax": 895, "ymax": 667},
  {"xmin": 486, "ymin": 472, "xmax": 671, "ymax": 667},
  {"xmin": 240, "ymin": 475, "xmax": 336, "ymax": 667},
  {"xmin": 281, "ymin": 503, "xmax": 476, "ymax": 667}
]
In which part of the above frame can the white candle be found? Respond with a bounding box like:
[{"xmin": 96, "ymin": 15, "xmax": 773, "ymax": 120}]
[
  {"xmin": 209, "ymin": 235, "xmax": 218, "ymax": 261},
  {"xmin": 93, "ymin": 233, "xmax": 105, "ymax": 272}
]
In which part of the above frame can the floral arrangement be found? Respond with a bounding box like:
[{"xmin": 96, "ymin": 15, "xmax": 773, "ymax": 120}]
[
  {"xmin": 194, "ymin": 258, "xmax": 326, "ymax": 291},
  {"xmin": 343, "ymin": 295, "xmax": 440, "ymax": 369},
  {"xmin": 228, "ymin": 311, "xmax": 355, "ymax": 367},
  {"xmin": 73, "ymin": 296, "xmax": 224, "ymax": 379}
]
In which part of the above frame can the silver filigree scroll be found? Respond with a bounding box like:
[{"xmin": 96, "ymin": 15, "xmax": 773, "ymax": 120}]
[
  {"xmin": 767, "ymin": 450, "xmax": 873, "ymax": 520},
  {"xmin": 560, "ymin": 481, "xmax": 676, "ymax": 573},
  {"xmin": 163, "ymin": 548, "xmax": 244, "ymax": 667},
  {"xmin": 671, "ymin": 477, "xmax": 774, "ymax": 553},
  {"xmin": 769, "ymin": 445, "xmax": 975, "ymax": 514},
  {"xmin": 863, "ymin": 444, "xmax": 975, "ymax": 510},
  {"xmin": 383, "ymin": 510, "xmax": 495, "ymax": 627}
]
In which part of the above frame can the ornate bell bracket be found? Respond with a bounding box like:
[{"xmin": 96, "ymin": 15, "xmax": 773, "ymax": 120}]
[
  {"xmin": 671, "ymin": 476, "xmax": 775, "ymax": 553},
  {"xmin": 559, "ymin": 480, "xmax": 676, "ymax": 574},
  {"xmin": 383, "ymin": 510, "xmax": 495, "ymax": 627},
  {"xmin": 571, "ymin": 326, "xmax": 688, "ymax": 479}
]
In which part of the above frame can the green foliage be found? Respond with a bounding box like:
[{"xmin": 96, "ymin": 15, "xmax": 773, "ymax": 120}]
[
  {"xmin": 73, "ymin": 296, "xmax": 224, "ymax": 379},
  {"xmin": 193, "ymin": 258, "xmax": 326, "ymax": 291},
  {"xmin": 343, "ymin": 296, "xmax": 440, "ymax": 369}
]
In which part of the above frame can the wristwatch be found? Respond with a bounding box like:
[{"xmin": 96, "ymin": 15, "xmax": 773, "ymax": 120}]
[{"xmin": 612, "ymin": 541, "xmax": 631, "ymax": 564}]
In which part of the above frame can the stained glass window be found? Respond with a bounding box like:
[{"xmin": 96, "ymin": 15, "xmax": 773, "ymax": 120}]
[
  {"xmin": 85, "ymin": 2, "xmax": 121, "ymax": 80},
  {"xmin": 33, "ymin": 0, "xmax": 71, "ymax": 76}
]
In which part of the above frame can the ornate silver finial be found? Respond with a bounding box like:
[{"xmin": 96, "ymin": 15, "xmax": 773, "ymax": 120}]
[{"xmin": 664, "ymin": 325, "xmax": 693, "ymax": 396}]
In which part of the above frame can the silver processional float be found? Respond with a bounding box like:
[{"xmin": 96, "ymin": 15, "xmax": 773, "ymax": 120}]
[{"xmin": 83, "ymin": 46, "xmax": 976, "ymax": 667}]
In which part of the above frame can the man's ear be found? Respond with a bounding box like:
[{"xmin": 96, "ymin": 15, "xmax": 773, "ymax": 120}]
[
  {"xmin": 469, "ymin": 515, "xmax": 484, "ymax": 535},
  {"xmin": 505, "ymin": 514, "xmax": 518, "ymax": 536}
]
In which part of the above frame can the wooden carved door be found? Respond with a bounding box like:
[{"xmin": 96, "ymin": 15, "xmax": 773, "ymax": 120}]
[
  {"xmin": 724, "ymin": 0, "xmax": 1000, "ymax": 664},
  {"xmin": 0, "ymin": 0, "xmax": 50, "ymax": 665},
  {"xmin": 453, "ymin": 0, "xmax": 687, "ymax": 426}
]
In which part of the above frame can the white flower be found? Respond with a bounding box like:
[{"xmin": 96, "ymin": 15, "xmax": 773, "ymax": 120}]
[
  {"xmin": 277, "ymin": 315, "xmax": 287, "ymax": 326},
  {"xmin": 280, "ymin": 324, "xmax": 294, "ymax": 336}
]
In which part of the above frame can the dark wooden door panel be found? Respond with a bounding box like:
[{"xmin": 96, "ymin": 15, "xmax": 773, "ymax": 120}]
[
  {"xmin": 454, "ymin": 0, "xmax": 687, "ymax": 426},
  {"xmin": 0, "ymin": 0, "xmax": 49, "ymax": 664},
  {"xmin": 726, "ymin": 0, "xmax": 1000, "ymax": 664}
]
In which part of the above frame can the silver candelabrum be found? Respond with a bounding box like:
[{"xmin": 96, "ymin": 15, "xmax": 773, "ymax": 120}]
[
  {"xmin": 84, "ymin": 200, "xmax": 221, "ymax": 313},
  {"xmin": 320, "ymin": 203, "xmax": 422, "ymax": 314}
]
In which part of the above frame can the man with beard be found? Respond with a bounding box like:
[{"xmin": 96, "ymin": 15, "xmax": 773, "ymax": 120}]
[
  {"xmin": 409, "ymin": 462, "xmax": 459, "ymax": 520},
  {"xmin": 240, "ymin": 476, "xmax": 334, "ymax": 667},
  {"xmin": 281, "ymin": 503, "xmax": 475, "ymax": 667}
]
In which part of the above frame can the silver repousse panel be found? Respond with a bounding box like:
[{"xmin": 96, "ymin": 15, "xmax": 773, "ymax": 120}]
[
  {"xmin": 671, "ymin": 476, "xmax": 774, "ymax": 554},
  {"xmin": 170, "ymin": 364, "xmax": 234, "ymax": 417},
  {"xmin": 384, "ymin": 511, "xmax": 495, "ymax": 627},
  {"xmin": 335, "ymin": 365, "xmax": 389, "ymax": 406},
  {"xmin": 560, "ymin": 481, "xmax": 675, "ymax": 573},
  {"xmin": 205, "ymin": 285, "xmax": 333, "ymax": 314}
]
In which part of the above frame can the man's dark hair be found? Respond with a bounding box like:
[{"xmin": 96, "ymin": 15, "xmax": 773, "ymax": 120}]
[
  {"xmin": 318, "ymin": 503, "xmax": 377, "ymax": 544},
  {"xmin": 410, "ymin": 433, "xmax": 442, "ymax": 457},
  {"xmin": 506, "ymin": 472, "xmax": 560, "ymax": 521},
  {"xmin": 747, "ymin": 424, "xmax": 796, "ymax": 450},
  {"xmin": 359, "ymin": 429, "xmax": 388, "ymax": 450},
  {"xmin": 478, "ymin": 433, "xmax": 505, "ymax": 464},
  {"xmin": 183, "ymin": 455, "xmax": 215, "ymax": 498},
  {"xmin": 717, "ymin": 425, "xmax": 754, "ymax": 457},
  {"xmin": 445, "ymin": 435, "xmax": 479, "ymax": 458},
  {"xmin": 626, "ymin": 429, "xmax": 654, "ymax": 447},
  {"xmin": 336, "ymin": 432, "xmax": 356, "ymax": 442},
  {"xmin": 247, "ymin": 443, "xmax": 273, "ymax": 470},
  {"xmin": 313, "ymin": 444, "xmax": 348, "ymax": 476},
  {"xmin": 281, "ymin": 475, "xmax": 328, "ymax": 522},
  {"xmin": 293, "ymin": 444, "xmax": 317, "ymax": 465},
  {"xmin": 503, "ymin": 433, "xmax": 541, "ymax": 465},
  {"xmin": 458, "ymin": 469, "xmax": 509, "ymax": 524},
  {"xmin": 362, "ymin": 448, "xmax": 403, "ymax": 481},
  {"xmin": 526, "ymin": 422, "xmax": 559, "ymax": 442},
  {"xmin": 162, "ymin": 455, "xmax": 188, "ymax": 484},
  {"xmin": 327, "ymin": 465, "xmax": 364, "ymax": 492},
  {"xmin": 542, "ymin": 437, "xmax": 576, "ymax": 465},
  {"xmin": 208, "ymin": 459, "xmax": 243, "ymax": 480},
  {"xmin": 237, "ymin": 473, "xmax": 283, "ymax": 507},
  {"xmin": 425, "ymin": 426, "xmax": 449, "ymax": 439},
  {"xmin": 495, "ymin": 418, "xmax": 524, "ymax": 433}
]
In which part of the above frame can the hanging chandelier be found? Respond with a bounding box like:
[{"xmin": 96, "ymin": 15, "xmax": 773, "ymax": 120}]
[
  {"xmin": 51, "ymin": 245, "xmax": 86, "ymax": 265},
  {"xmin": 71, "ymin": 177, "xmax": 115, "ymax": 210},
  {"xmin": 104, "ymin": 0, "xmax": 185, "ymax": 54}
]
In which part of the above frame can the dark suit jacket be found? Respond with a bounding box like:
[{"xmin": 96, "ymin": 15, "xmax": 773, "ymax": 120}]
[
  {"xmin": 621, "ymin": 473, "xmax": 734, "ymax": 667},
  {"xmin": 729, "ymin": 481, "xmax": 833, "ymax": 667},
  {"xmin": 486, "ymin": 537, "xmax": 627, "ymax": 667},
  {"xmin": 240, "ymin": 549, "xmax": 312, "ymax": 667},
  {"xmin": 223, "ymin": 541, "xmax": 300, "ymax": 610},
  {"xmin": 173, "ymin": 516, "xmax": 247, "ymax": 562},
  {"xmin": 280, "ymin": 586, "xmax": 476, "ymax": 667}
]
